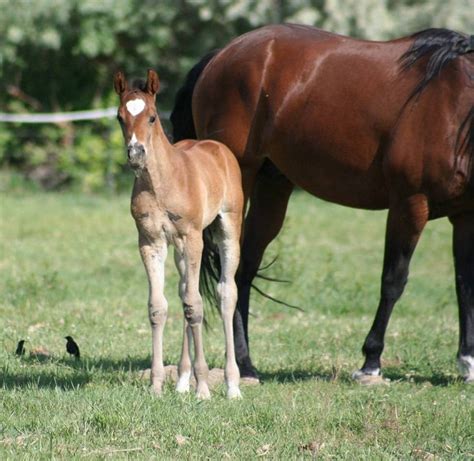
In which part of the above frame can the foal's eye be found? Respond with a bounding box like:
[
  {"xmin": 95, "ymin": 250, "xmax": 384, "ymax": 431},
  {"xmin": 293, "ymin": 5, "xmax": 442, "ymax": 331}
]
[
  {"xmin": 149, "ymin": 115, "xmax": 156, "ymax": 124},
  {"xmin": 117, "ymin": 114, "xmax": 123, "ymax": 123}
]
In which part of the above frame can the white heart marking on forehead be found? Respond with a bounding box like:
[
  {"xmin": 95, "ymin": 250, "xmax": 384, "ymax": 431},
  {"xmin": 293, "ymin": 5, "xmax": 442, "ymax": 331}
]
[{"xmin": 126, "ymin": 99, "xmax": 146, "ymax": 116}]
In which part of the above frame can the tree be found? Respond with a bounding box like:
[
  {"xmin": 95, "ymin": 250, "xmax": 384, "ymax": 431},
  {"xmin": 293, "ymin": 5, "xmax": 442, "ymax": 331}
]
[{"xmin": 0, "ymin": 0, "xmax": 471, "ymax": 190}]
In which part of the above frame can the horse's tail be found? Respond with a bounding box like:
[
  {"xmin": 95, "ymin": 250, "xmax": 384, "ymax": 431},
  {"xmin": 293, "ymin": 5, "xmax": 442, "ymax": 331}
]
[
  {"xmin": 199, "ymin": 222, "xmax": 301, "ymax": 314},
  {"xmin": 400, "ymin": 28, "xmax": 474, "ymax": 101},
  {"xmin": 200, "ymin": 224, "xmax": 221, "ymax": 312},
  {"xmin": 170, "ymin": 49, "xmax": 220, "ymax": 142},
  {"xmin": 400, "ymin": 29, "xmax": 474, "ymax": 185}
]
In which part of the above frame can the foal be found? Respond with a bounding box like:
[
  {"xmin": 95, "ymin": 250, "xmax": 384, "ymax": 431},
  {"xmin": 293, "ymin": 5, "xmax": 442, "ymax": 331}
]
[{"xmin": 114, "ymin": 69, "xmax": 243, "ymax": 399}]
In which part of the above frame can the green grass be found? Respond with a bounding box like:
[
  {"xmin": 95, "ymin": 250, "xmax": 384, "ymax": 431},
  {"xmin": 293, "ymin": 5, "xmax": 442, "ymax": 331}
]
[{"xmin": 1, "ymin": 189, "xmax": 473, "ymax": 459}]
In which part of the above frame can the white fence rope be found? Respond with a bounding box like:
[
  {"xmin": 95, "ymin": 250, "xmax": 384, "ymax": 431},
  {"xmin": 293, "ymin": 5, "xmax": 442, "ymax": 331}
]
[{"xmin": 0, "ymin": 108, "xmax": 171, "ymax": 123}]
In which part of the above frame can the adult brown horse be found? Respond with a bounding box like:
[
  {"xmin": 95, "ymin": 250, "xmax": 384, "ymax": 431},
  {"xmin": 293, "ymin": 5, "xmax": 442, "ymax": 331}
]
[{"xmin": 171, "ymin": 24, "xmax": 474, "ymax": 383}]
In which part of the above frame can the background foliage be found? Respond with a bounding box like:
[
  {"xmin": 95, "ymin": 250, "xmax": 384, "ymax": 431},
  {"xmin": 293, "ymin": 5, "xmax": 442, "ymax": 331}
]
[{"xmin": 0, "ymin": 0, "xmax": 472, "ymax": 191}]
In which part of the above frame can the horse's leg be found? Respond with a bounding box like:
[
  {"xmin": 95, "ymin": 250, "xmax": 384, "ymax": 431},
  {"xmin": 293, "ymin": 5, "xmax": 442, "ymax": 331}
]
[
  {"xmin": 354, "ymin": 194, "xmax": 429, "ymax": 379},
  {"xmin": 215, "ymin": 212, "xmax": 242, "ymax": 398},
  {"xmin": 174, "ymin": 248, "xmax": 193, "ymax": 393},
  {"xmin": 450, "ymin": 212, "xmax": 474, "ymax": 383},
  {"xmin": 235, "ymin": 162, "xmax": 294, "ymax": 379},
  {"xmin": 181, "ymin": 231, "xmax": 210, "ymax": 399},
  {"xmin": 139, "ymin": 236, "xmax": 168, "ymax": 395}
]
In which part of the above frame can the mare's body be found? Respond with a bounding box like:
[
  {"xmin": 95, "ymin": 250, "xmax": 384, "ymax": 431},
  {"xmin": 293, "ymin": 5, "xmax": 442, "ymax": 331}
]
[{"xmin": 171, "ymin": 25, "xmax": 474, "ymax": 381}]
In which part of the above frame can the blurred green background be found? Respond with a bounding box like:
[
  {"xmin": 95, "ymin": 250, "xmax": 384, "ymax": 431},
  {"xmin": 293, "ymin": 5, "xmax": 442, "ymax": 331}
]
[{"xmin": 0, "ymin": 0, "xmax": 472, "ymax": 192}]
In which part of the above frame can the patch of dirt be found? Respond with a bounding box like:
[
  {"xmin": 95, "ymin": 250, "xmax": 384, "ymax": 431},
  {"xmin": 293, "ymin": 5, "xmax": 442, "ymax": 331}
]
[{"xmin": 139, "ymin": 366, "xmax": 260, "ymax": 388}]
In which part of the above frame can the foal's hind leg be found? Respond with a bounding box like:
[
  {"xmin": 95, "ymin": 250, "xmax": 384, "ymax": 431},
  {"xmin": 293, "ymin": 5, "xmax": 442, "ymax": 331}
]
[
  {"xmin": 174, "ymin": 248, "xmax": 193, "ymax": 393},
  {"xmin": 450, "ymin": 212, "xmax": 474, "ymax": 383},
  {"xmin": 216, "ymin": 212, "xmax": 242, "ymax": 398},
  {"xmin": 354, "ymin": 194, "xmax": 428, "ymax": 380},
  {"xmin": 235, "ymin": 162, "xmax": 294, "ymax": 379},
  {"xmin": 181, "ymin": 231, "xmax": 210, "ymax": 399},
  {"xmin": 139, "ymin": 236, "xmax": 168, "ymax": 395}
]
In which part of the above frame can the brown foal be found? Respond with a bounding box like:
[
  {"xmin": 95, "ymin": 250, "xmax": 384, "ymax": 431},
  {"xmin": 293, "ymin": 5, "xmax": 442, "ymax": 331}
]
[{"xmin": 114, "ymin": 69, "xmax": 243, "ymax": 399}]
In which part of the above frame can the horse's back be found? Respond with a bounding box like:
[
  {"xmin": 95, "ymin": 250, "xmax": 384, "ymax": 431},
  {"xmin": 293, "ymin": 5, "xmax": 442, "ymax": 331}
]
[{"xmin": 194, "ymin": 24, "xmax": 409, "ymax": 208}]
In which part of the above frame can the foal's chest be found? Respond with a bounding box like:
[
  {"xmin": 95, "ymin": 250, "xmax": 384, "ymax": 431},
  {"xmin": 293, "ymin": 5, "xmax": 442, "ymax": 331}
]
[{"xmin": 131, "ymin": 196, "xmax": 180, "ymax": 243}]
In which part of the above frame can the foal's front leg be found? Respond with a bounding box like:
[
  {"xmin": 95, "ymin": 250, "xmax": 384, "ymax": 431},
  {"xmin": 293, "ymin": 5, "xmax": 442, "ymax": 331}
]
[
  {"xmin": 139, "ymin": 236, "xmax": 168, "ymax": 395},
  {"xmin": 181, "ymin": 231, "xmax": 210, "ymax": 399}
]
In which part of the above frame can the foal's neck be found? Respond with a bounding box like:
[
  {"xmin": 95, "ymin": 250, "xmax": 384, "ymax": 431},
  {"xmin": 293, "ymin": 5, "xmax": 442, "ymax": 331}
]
[{"xmin": 137, "ymin": 118, "xmax": 178, "ymax": 196}]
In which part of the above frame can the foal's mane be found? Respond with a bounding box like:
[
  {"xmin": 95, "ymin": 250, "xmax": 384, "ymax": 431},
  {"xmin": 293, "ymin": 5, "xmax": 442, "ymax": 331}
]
[{"xmin": 130, "ymin": 78, "xmax": 147, "ymax": 92}]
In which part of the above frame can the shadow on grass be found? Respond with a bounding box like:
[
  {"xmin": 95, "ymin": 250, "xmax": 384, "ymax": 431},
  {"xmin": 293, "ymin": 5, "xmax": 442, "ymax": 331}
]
[
  {"xmin": 382, "ymin": 368, "xmax": 462, "ymax": 386},
  {"xmin": 3, "ymin": 357, "xmax": 462, "ymax": 389},
  {"xmin": 1, "ymin": 370, "xmax": 92, "ymax": 390},
  {"xmin": 258, "ymin": 368, "xmax": 336, "ymax": 384},
  {"xmin": 1, "ymin": 355, "xmax": 151, "ymax": 390},
  {"xmin": 258, "ymin": 366, "xmax": 462, "ymax": 387}
]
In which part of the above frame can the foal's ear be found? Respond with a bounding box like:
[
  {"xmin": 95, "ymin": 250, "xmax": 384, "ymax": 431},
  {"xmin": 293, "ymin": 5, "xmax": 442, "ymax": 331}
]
[
  {"xmin": 146, "ymin": 69, "xmax": 160, "ymax": 96},
  {"xmin": 114, "ymin": 71, "xmax": 128, "ymax": 95}
]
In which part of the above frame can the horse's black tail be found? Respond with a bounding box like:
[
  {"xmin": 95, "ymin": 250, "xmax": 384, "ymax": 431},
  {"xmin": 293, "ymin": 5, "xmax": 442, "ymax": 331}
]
[
  {"xmin": 400, "ymin": 28, "xmax": 474, "ymax": 102},
  {"xmin": 170, "ymin": 49, "xmax": 220, "ymax": 142},
  {"xmin": 200, "ymin": 223, "xmax": 302, "ymax": 313},
  {"xmin": 400, "ymin": 29, "xmax": 474, "ymax": 186}
]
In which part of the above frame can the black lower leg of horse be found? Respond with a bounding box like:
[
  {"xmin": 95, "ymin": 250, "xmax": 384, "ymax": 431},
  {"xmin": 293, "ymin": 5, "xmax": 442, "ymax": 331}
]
[
  {"xmin": 234, "ymin": 161, "xmax": 293, "ymax": 378},
  {"xmin": 357, "ymin": 195, "xmax": 428, "ymax": 376},
  {"xmin": 450, "ymin": 212, "xmax": 474, "ymax": 382}
]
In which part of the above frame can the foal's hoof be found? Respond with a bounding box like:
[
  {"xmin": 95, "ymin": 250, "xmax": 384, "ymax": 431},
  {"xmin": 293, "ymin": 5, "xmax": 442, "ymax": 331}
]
[
  {"xmin": 196, "ymin": 385, "xmax": 211, "ymax": 400},
  {"xmin": 352, "ymin": 369, "xmax": 388, "ymax": 386},
  {"xmin": 176, "ymin": 371, "xmax": 191, "ymax": 393},
  {"xmin": 227, "ymin": 386, "xmax": 242, "ymax": 399},
  {"xmin": 149, "ymin": 384, "xmax": 164, "ymax": 396}
]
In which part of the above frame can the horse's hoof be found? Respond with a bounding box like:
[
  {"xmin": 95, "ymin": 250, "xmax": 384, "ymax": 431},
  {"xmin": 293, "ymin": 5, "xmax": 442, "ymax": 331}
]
[
  {"xmin": 458, "ymin": 356, "xmax": 474, "ymax": 383},
  {"xmin": 352, "ymin": 369, "xmax": 388, "ymax": 386},
  {"xmin": 240, "ymin": 376, "xmax": 260, "ymax": 386}
]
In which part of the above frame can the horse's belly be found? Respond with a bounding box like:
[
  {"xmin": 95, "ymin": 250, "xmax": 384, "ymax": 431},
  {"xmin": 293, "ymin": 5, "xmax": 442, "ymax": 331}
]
[{"xmin": 269, "ymin": 148, "xmax": 389, "ymax": 210}]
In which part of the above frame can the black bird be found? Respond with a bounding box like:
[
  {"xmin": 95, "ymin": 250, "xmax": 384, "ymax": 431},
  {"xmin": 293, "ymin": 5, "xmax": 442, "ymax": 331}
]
[
  {"xmin": 65, "ymin": 336, "xmax": 80, "ymax": 359},
  {"xmin": 15, "ymin": 340, "xmax": 26, "ymax": 356}
]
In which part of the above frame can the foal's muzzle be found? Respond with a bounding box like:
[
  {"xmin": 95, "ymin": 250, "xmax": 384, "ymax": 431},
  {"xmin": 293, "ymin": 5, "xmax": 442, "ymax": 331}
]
[{"xmin": 127, "ymin": 143, "xmax": 146, "ymax": 168}]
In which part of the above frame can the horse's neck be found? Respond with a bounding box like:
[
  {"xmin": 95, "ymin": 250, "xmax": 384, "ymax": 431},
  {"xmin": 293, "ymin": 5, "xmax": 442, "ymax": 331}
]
[{"xmin": 136, "ymin": 123, "xmax": 179, "ymax": 198}]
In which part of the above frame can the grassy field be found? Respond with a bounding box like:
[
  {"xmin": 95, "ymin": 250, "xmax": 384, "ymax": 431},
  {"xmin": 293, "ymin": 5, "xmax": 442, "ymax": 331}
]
[{"xmin": 1, "ymin": 186, "xmax": 473, "ymax": 459}]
